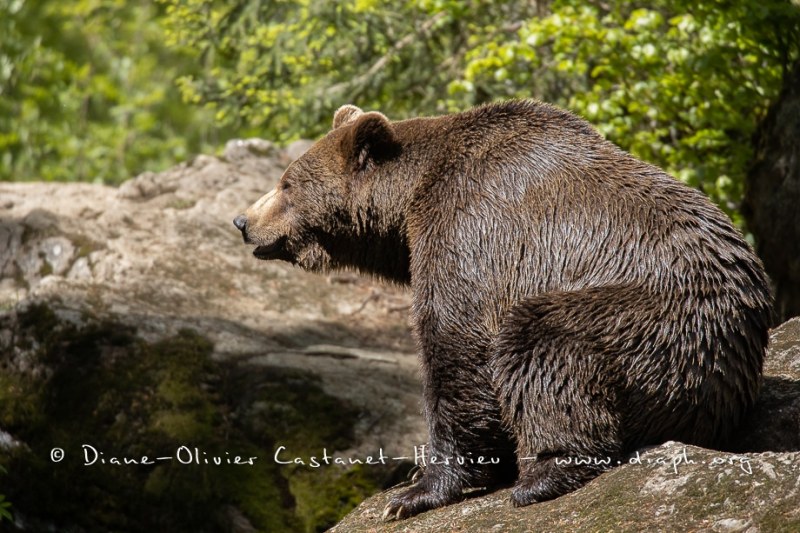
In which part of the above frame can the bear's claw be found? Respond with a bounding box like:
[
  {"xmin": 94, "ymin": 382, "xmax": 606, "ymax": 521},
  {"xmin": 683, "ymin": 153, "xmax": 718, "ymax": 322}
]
[
  {"xmin": 382, "ymin": 480, "xmax": 462, "ymax": 520},
  {"xmin": 381, "ymin": 502, "xmax": 405, "ymax": 521}
]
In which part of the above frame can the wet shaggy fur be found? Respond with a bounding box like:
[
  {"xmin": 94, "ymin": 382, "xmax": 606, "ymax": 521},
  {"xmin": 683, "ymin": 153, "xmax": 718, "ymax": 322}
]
[{"xmin": 234, "ymin": 100, "xmax": 773, "ymax": 519}]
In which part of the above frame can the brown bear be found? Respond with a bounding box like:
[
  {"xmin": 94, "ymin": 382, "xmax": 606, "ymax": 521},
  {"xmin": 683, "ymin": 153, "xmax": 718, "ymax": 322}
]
[{"xmin": 233, "ymin": 100, "xmax": 773, "ymax": 520}]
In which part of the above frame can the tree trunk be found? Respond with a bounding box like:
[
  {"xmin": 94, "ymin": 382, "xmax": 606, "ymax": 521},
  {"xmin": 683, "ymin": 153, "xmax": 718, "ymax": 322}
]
[{"xmin": 743, "ymin": 59, "xmax": 800, "ymax": 322}]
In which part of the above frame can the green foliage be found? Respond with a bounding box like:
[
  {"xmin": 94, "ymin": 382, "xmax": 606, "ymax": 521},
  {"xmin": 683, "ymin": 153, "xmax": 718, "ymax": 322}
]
[
  {"xmin": 0, "ymin": 0, "xmax": 230, "ymax": 184},
  {"xmin": 160, "ymin": 0, "xmax": 798, "ymax": 226},
  {"xmin": 3, "ymin": 0, "xmax": 799, "ymax": 215},
  {"xmin": 451, "ymin": 0, "xmax": 800, "ymax": 224},
  {"xmin": 158, "ymin": 0, "xmax": 541, "ymax": 142}
]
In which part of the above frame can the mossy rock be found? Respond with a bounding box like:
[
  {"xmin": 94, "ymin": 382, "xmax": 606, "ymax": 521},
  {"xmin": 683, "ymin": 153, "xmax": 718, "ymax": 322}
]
[{"xmin": 0, "ymin": 303, "xmax": 387, "ymax": 532}]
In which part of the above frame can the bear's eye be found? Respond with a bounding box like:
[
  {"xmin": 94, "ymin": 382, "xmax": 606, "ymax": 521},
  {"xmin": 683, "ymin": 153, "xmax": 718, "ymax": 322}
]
[{"xmin": 280, "ymin": 180, "xmax": 291, "ymax": 191}]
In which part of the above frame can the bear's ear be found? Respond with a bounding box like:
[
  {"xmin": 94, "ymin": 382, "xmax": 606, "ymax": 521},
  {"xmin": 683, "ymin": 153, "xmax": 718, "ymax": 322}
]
[
  {"xmin": 333, "ymin": 104, "xmax": 364, "ymax": 129},
  {"xmin": 340, "ymin": 111, "xmax": 400, "ymax": 172}
]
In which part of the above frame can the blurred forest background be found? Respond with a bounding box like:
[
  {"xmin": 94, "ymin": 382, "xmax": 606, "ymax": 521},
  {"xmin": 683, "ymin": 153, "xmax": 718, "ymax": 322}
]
[
  {"xmin": 1, "ymin": 0, "xmax": 798, "ymax": 224},
  {"xmin": 2, "ymin": 1, "xmax": 800, "ymax": 530}
]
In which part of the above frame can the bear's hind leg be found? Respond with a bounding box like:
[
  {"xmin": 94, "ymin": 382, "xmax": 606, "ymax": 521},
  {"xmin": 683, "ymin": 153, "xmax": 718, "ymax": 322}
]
[
  {"xmin": 510, "ymin": 452, "xmax": 618, "ymax": 507},
  {"xmin": 492, "ymin": 288, "xmax": 633, "ymax": 506}
]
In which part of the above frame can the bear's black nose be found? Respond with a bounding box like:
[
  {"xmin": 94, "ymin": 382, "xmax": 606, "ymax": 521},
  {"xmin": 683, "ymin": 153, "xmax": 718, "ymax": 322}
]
[{"xmin": 233, "ymin": 214, "xmax": 248, "ymax": 233}]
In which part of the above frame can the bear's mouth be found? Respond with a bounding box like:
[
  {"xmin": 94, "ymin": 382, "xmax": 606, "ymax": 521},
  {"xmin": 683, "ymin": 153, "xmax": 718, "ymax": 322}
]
[{"xmin": 252, "ymin": 236, "xmax": 291, "ymax": 261}]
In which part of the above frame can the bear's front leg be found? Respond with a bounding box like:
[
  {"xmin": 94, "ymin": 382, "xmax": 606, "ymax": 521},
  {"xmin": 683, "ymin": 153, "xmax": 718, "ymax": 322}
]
[
  {"xmin": 382, "ymin": 462, "xmax": 461, "ymax": 520},
  {"xmin": 383, "ymin": 322, "xmax": 515, "ymax": 520}
]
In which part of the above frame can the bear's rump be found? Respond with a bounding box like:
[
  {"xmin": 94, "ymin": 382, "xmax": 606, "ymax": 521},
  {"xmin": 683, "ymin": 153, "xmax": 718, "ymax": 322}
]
[{"xmin": 490, "ymin": 283, "xmax": 760, "ymax": 450}]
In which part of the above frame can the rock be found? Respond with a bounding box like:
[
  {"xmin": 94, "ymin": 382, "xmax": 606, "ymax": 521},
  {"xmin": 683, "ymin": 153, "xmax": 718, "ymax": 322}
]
[
  {"xmin": 280, "ymin": 139, "xmax": 314, "ymax": 165},
  {"xmin": 223, "ymin": 138, "xmax": 277, "ymax": 162},
  {"xmin": 733, "ymin": 317, "xmax": 800, "ymax": 453},
  {"xmin": 1, "ymin": 140, "xmax": 798, "ymax": 532},
  {"xmin": 331, "ymin": 318, "xmax": 800, "ymax": 532},
  {"xmin": 0, "ymin": 140, "xmax": 421, "ymax": 532},
  {"xmin": 117, "ymin": 170, "xmax": 169, "ymax": 200},
  {"xmin": 332, "ymin": 442, "xmax": 800, "ymax": 532}
]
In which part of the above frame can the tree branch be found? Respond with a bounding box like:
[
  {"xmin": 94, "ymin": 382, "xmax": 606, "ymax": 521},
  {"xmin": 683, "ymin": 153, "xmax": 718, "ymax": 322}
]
[{"xmin": 325, "ymin": 11, "xmax": 448, "ymax": 97}]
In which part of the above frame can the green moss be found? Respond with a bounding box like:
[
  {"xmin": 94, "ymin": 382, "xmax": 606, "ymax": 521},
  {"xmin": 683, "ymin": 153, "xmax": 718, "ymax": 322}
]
[
  {"xmin": 224, "ymin": 364, "xmax": 387, "ymax": 531},
  {"xmin": 168, "ymin": 198, "xmax": 196, "ymax": 210},
  {"xmin": 150, "ymin": 411, "xmax": 209, "ymax": 441},
  {"xmin": 214, "ymin": 442, "xmax": 303, "ymax": 533},
  {"xmin": 38, "ymin": 260, "xmax": 53, "ymax": 277},
  {"xmin": 0, "ymin": 372, "xmax": 42, "ymax": 429},
  {"xmin": 68, "ymin": 233, "xmax": 104, "ymax": 259},
  {"xmin": 760, "ymin": 509, "xmax": 800, "ymax": 532},
  {"xmin": 290, "ymin": 465, "xmax": 385, "ymax": 533},
  {"xmin": 244, "ymin": 367, "xmax": 356, "ymax": 452},
  {"xmin": 12, "ymin": 267, "xmax": 28, "ymax": 290},
  {"xmin": 0, "ymin": 304, "xmax": 382, "ymax": 532},
  {"xmin": 17, "ymin": 302, "xmax": 60, "ymax": 344},
  {"xmin": 20, "ymin": 221, "xmax": 56, "ymax": 245}
]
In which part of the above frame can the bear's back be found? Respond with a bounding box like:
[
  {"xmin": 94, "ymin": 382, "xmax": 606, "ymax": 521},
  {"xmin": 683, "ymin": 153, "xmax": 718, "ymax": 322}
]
[{"xmin": 402, "ymin": 100, "xmax": 769, "ymax": 319}]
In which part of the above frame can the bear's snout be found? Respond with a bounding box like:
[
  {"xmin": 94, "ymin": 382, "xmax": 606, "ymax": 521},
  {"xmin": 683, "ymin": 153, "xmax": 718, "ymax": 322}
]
[{"xmin": 233, "ymin": 214, "xmax": 249, "ymax": 242}]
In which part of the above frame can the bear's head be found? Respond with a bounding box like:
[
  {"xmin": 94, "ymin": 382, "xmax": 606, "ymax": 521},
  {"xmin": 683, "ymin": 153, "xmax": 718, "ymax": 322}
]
[{"xmin": 233, "ymin": 105, "xmax": 409, "ymax": 280}]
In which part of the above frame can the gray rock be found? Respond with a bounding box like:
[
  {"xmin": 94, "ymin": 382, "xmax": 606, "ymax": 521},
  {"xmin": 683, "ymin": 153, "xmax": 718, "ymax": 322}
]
[
  {"xmin": 733, "ymin": 317, "xmax": 800, "ymax": 453},
  {"xmin": 332, "ymin": 319, "xmax": 800, "ymax": 532},
  {"xmin": 223, "ymin": 138, "xmax": 276, "ymax": 161},
  {"xmin": 334, "ymin": 446, "xmax": 800, "ymax": 532},
  {"xmin": 39, "ymin": 236, "xmax": 75, "ymax": 276},
  {"xmin": 0, "ymin": 142, "xmax": 422, "ymax": 460},
  {"xmin": 116, "ymin": 170, "xmax": 168, "ymax": 200},
  {"xmin": 1, "ymin": 140, "xmax": 797, "ymax": 532}
]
